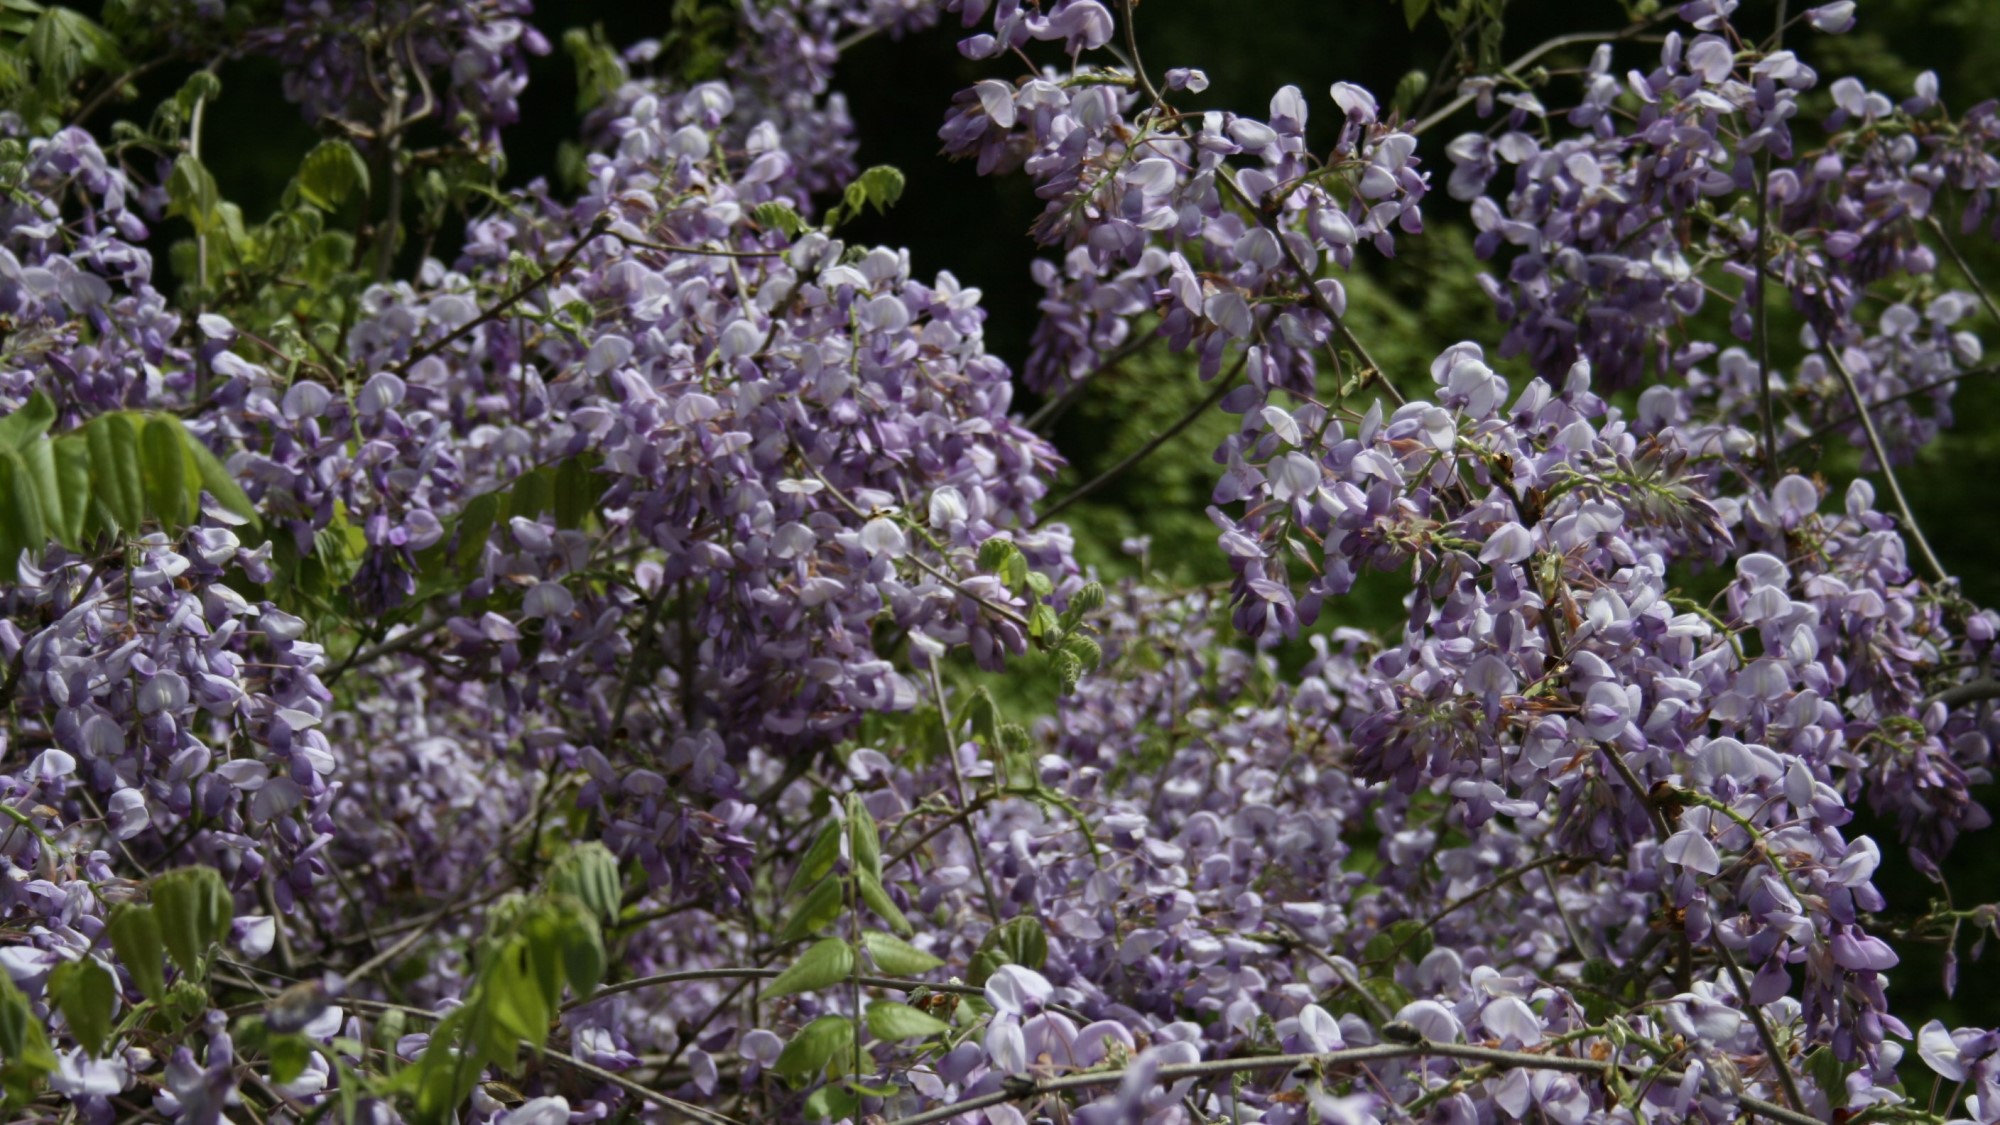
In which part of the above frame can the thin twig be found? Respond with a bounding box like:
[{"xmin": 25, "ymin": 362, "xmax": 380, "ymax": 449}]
[
  {"xmin": 877, "ymin": 1039, "xmax": 1823, "ymax": 1125},
  {"xmin": 834, "ymin": 24, "xmax": 881, "ymax": 54},
  {"xmin": 1600, "ymin": 741, "xmax": 1805, "ymax": 1112},
  {"xmin": 322, "ymin": 615, "xmax": 447, "ymax": 687},
  {"xmin": 1401, "ymin": 853, "xmax": 1571, "ymax": 954},
  {"xmin": 886, "ymin": 791, "xmax": 996, "ymax": 871},
  {"xmin": 1932, "ymin": 677, "xmax": 2000, "ymax": 708},
  {"xmin": 1597, "ymin": 740, "xmax": 1672, "ymax": 841},
  {"xmin": 794, "ymin": 454, "xmax": 1033, "ymax": 629},
  {"xmin": 1750, "ymin": 0, "xmax": 1791, "ymax": 486},
  {"xmin": 1212, "ymin": 166, "xmax": 1405, "ymax": 407},
  {"xmin": 1822, "ymin": 348, "xmax": 1950, "ymax": 584},
  {"xmin": 1408, "ymin": 23, "xmax": 1664, "ymax": 137},
  {"xmin": 1026, "ymin": 332, "xmax": 1158, "ymax": 434},
  {"xmin": 387, "ymin": 217, "xmax": 613, "ymax": 378},
  {"xmin": 1929, "ymin": 215, "xmax": 2000, "ymax": 328},
  {"xmin": 69, "ymin": 57, "xmax": 168, "ymax": 127},
  {"xmin": 325, "ymin": 883, "xmax": 514, "ymax": 949},
  {"xmin": 1751, "ymin": 153, "xmax": 1780, "ymax": 486},
  {"xmin": 330, "ymin": 993, "xmax": 750, "ymax": 1125},
  {"xmin": 927, "ymin": 661, "xmax": 1004, "ymax": 927},
  {"xmin": 608, "ymin": 575, "xmax": 676, "ymax": 743},
  {"xmin": 1542, "ymin": 863, "xmax": 1595, "ymax": 961},
  {"xmin": 609, "ymin": 232, "xmax": 788, "ymax": 260},
  {"xmin": 542, "ymin": 1049, "xmax": 746, "ymax": 1125},
  {"xmin": 1598, "ymin": 738, "xmax": 1694, "ymax": 992},
  {"xmin": 560, "ymin": 966, "xmax": 979, "ymax": 1013},
  {"xmin": 1716, "ymin": 941, "xmax": 1806, "ymax": 1112},
  {"xmin": 1268, "ymin": 925, "xmax": 1395, "ymax": 1025},
  {"xmin": 1037, "ymin": 351, "xmax": 1247, "ymax": 524},
  {"xmin": 1116, "ymin": 0, "xmax": 1164, "ymax": 108},
  {"xmin": 1785, "ymin": 364, "xmax": 1997, "ymax": 459}
]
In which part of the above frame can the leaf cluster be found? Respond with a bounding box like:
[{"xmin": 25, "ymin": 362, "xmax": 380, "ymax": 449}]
[{"xmin": 0, "ymin": 392, "xmax": 258, "ymax": 579}]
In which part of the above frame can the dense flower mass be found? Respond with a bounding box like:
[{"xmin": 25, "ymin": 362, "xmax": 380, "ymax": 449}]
[{"xmin": 2, "ymin": 1, "xmax": 2000, "ymax": 1124}]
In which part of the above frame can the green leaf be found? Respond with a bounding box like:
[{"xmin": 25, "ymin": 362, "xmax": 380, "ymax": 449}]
[
  {"xmin": 865, "ymin": 1000, "xmax": 949, "ymax": 1041},
  {"xmin": 0, "ymin": 450, "xmax": 44, "ymax": 581},
  {"xmin": 790, "ymin": 821, "xmax": 842, "ymax": 896},
  {"xmin": 976, "ymin": 915, "xmax": 1048, "ymax": 975},
  {"xmin": 853, "ymin": 165, "xmax": 905, "ymax": 213},
  {"xmin": 560, "ymin": 922, "xmax": 605, "ymax": 1000},
  {"xmin": 1054, "ymin": 649, "xmax": 1083, "ymax": 694},
  {"xmin": 976, "ymin": 537, "xmax": 1019, "ymax": 574},
  {"xmin": 967, "ymin": 949, "xmax": 1006, "ymax": 988},
  {"xmin": 966, "ymin": 687, "xmax": 1001, "ymax": 750},
  {"xmin": 518, "ymin": 910, "xmax": 566, "ymax": 1017},
  {"xmin": 776, "ymin": 877, "xmax": 844, "ymax": 944},
  {"xmin": 820, "ymin": 166, "xmax": 908, "ymax": 228},
  {"xmin": 392, "ymin": 1006, "xmax": 478, "ymax": 1124},
  {"xmin": 1067, "ymin": 581, "xmax": 1105, "ymax": 618},
  {"xmin": 105, "ymin": 904, "xmax": 166, "ymax": 1003},
  {"xmin": 0, "ymin": 973, "xmax": 55, "ymax": 1107},
  {"xmin": 483, "ymin": 937, "xmax": 550, "ymax": 1055},
  {"xmin": 150, "ymin": 866, "xmax": 233, "ymax": 981},
  {"xmin": 16, "ymin": 439, "xmax": 59, "ymax": 554},
  {"xmin": 139, "ymin": 417, "xmax": 192, "ymax": 529},
  {"xmin": 1403, "ymin": 0, "xmax": 1433, "ymax": 27},
  {"xmin": 547, "ymin": 841, "xmax": 622, "ymax": 925},
  {"xmin": 562, "ymin": 24, "xmax": 625, "ymax": 112},
  {"xmin": 49, "ymin": 435, "xmax": 89, "ymax": 549},
  {"xmin": 1028, "ymin": 604, "xmax": 1060, "ymax": 640},
  {"xmin": 1060, "ymin": 634, "xmax": 1102, "ymax": 673},
  {"xmin": 296, "ymin": 139, "xmax": 369, "ymax": 211},
  {"xmin": 846, "ymin": 794, "xmax": 881, "ymax": 880},
  {"xmin": 861, "ymin": 930, "xmax": 943, "ymax": 976},
  {"xmin": 25, "ymin": 6, "xmax": 123, "ymax": 91},
  {"xmin": 268, "ymin": 1033, "xmax": 312, "ymax": 1085},
  {"xmin": 751, "ymin": 200, "xmax": 808, "ymax": 238},
  {"xmin": 172, "ymin": 70, "xmax": 221, "ymax": 116},
  {"xmin": 1391, "ymin": 69, "xmax": 1429, "ymax": 116},
  {"xmin": 86, "ymin": 413, "xmax": 144, "ymax": 535},
  {"xmin": 767, "ymin": 937, "xmax": 853, "ymax": 998},
  {"xmin": 552, "ymin": 455, "xmax": 603, "ymax": 531},
  {"xmin": 1001, "ymin": 550, "xmax": 1029, "ymax": 591},
  {"xmin": 857, "ymin": 869, "xmax": 911, "ymax": 936},
  {"xmin": 1364, "ymin": 918, "xmax": 1434, "ymax": 967},
  {"xmin": 166, "ymin": 154, "xmax": 221, "ymax": 235},
  {"xmin": 0, "ymin": 391, "xmax": 55, "ymax": 450},
  {"xmin": 803, "ymin": 1084, "xmax": 859, "ymax": 1121},
  {"xmin": 160, "ymin": 416, "xmax": 259, "ymax": 531},
  {"xmin": 1803, "ymin": 1046, "xmax": 1856, "ymax": 1105},
  {"xmin": 468, "ymin": 968, "xmax": 526, "ymax": 1072},
  {"xmin": 453, "ymin": 491, "xmax": 501, "ymax": 574},
  {"xmin": 508, "ymin": 467, "xmax": 553, "ymax": 521},
  {"xmin": 773, "ymin": 1015, "xmax": 855, "ymax": 1086},
  {"xmin": 47, "ymin": 959, "xmax": 115, "ymax": 1057}
]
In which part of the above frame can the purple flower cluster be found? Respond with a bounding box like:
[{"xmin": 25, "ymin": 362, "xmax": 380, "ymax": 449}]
[
  {"xmin": 243, "ymin": 0, "xmax": 549, "ymax": 148},
  {"xmin": 935, "ymin": 5, "xmax": 1426, "ymax": 395},
  {"xmin": 1445, "ymin": 17, "xmax": 1989, "ymax": 466}
]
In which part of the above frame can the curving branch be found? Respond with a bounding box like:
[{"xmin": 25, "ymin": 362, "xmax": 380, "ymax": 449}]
[
  {"xmin": 1407, "ymin": 21, "xmax": 1667, "ymax": 137},
  {"xmin": 1823, "ymin": 348, "xmax": 1951, "ymax": 585},
  {"xmin": 877, "ymin": 1037, "xmax": 1824, "ymax": 1125},
  {"xmin": 1037, "ymin": 347, "xmax": 1249, "ymax": 524}
]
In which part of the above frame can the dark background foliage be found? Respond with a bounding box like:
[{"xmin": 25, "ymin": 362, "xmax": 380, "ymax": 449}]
[{"xmin": 167, "ymin": 0, "xmax": 2000, "ymax": 1053}]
